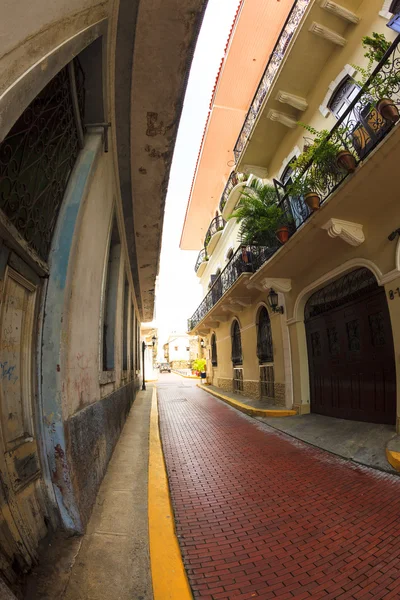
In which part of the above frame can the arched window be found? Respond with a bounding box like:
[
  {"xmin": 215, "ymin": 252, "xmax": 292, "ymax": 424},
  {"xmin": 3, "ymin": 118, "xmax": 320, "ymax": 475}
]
[
  {"xmin": 328, "ymin": 76, "xmax": 360, "ymax": 119},
  {"xmin": 211, "ymin": 333, "xmax": 218, "ymax": 367},
  {"xmin": 257, "ymin": 307, "xmax": 273, "ymax": 364},
  {"xmin": 231, "ymin": 320, "xmax": 243, "ymax": 366},
  {"xmin": 328, "ymin": 76, "xmax": 389, "ymax": 159}
]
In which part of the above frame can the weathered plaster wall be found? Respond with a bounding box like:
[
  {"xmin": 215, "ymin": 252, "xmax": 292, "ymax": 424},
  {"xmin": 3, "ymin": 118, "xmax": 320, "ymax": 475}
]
[
  {"xmin": 0, "ymin": 1, "xmax": 108, "ymax": 97},
  {"xmin": 66, "ymin": 379, "xmax": 136, "ymax": 525}
]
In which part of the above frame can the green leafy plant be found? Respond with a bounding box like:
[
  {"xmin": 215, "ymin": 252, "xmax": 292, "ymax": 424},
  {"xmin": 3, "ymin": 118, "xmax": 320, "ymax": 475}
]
[
  {"xmin": 352, "ymin": 32, "xmax": 399, "ymax": 100},
  {"xmin": 287, "ymin": 122, "xmax": 357, "ymax": 198},
  {"xmin": 230, "ymin": 179, "xmax": 292, "ymax": 246},
  {"xmin": 192, "ymin": 358, "xmax": 206, "ymax": 373}
]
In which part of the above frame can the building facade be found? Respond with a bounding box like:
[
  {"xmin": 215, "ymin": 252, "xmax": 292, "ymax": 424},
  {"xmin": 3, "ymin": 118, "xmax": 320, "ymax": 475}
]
[
  {"xmin": 0, "ymin": 0, "xmax": 206, "ymax": 595},
  {"xmin": 183, "ymin": 1, "xmax": 400, "ymax": 431}
]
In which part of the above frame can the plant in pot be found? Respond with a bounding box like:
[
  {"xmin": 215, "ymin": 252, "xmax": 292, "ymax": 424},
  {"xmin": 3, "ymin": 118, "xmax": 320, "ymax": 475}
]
[
  {"xmin": 298, "ymin": 123, "xmax": 357, "ymax": 175},
  {"xmin": 287, "ymin": 167, "xmax": 321, "ymax": 212},
  {"xmin": 230, "ymin": 179, "xmax": 293, "ymax": 246},
  {"xmin": 352, "ymin": 32, "xmax": 400, "ymax": 124}
]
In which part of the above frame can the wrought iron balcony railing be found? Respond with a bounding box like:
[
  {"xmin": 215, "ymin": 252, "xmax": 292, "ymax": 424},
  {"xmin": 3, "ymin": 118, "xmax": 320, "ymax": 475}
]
[
  {"xmin": 189, "ymin": 35, "xmax": 400, "ymax": 331},
  {"xmin": 194, "ymin": 248, "xmax": 208, "ymax": 273},
  {"xmin": 233, "ymin": 0, "xmax": 310, "ymax": 163},
  {"xmin": 188, "ymin": 245, "xmax": 276, "ymax": 331},
  {"xmin": 204, "ymin": 215, "xmax": 226, "ymax": 248},
  {"xmin": 218, "ymin": 171, "xmax": 248, "ymax": 213},
  {"xmin": 274, "ymin": 33, "xmax": 400, "ymax": 238}
]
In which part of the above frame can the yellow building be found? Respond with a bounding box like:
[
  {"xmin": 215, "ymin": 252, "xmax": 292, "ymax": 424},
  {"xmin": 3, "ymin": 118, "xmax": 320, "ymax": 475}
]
[{"xmin": 183, "ymin": 0, "xmax": 400, "ymax": 431}]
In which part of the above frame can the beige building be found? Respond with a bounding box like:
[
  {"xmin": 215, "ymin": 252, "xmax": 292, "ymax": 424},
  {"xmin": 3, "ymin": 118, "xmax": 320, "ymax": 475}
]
[
  {"xmin": 183, "ymin": 0, "xmax": 400, "ymax": 431},
  {"xmin": 0, "ymin": 0, "xmax": 206, "ymax": 595}
]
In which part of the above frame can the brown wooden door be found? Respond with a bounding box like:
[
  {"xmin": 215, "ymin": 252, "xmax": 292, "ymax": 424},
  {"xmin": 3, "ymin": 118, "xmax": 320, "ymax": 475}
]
[{"xmin": 306, "ymin": 287, "xmax": 396, "ymax": 424}]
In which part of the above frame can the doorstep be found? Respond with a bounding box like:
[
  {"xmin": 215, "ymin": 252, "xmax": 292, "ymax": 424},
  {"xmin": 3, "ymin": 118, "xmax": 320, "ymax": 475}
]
[
  {"xmin": 256, "ymin": 412, "xmax": 399, "ymax": 474},
  {"xmin": 197, "ymin": 384, "xmax": 297, "ymax": 418}
]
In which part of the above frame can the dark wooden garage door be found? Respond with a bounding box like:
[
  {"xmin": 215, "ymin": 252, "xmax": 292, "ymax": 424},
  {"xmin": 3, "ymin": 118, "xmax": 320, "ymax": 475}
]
[{"xmin": 305, "ymin": 268, "xmax": 396, "ymax": 424}]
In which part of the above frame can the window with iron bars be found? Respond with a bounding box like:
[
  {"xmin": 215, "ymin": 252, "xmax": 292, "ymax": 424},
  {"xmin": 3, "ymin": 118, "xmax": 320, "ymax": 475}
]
[
  {"xmin": 211, "ymin": 333, "xmax": 218, "ymax": 367},
  {"xmin": 231, "ymin": 320, "xmax": 243, "ymax": 366},
  {"xmin": 257, "ymin": 307, "xmax": 273, "ymax": 364},
  {"xmin": 260, "ymin": 365, "xmax": 275, "ymax": 399},
  {"xmin": 233, "ymin": 368, "xmax": 243, "ymax": 392},
  {"xmin": 0, "ymin": 59, "xmax": 85, "ymax": 261}
]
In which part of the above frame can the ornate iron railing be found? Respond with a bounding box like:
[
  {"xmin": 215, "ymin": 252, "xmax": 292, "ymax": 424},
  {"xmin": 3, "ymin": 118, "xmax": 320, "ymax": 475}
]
[
  {"xmin": 0, "ymin": 59, "xmax": 85, "ymax": 261},
  {"xmin": 194, "ymin": 248, "xmax": 208, "ymax": 273},
  {"xmin": 188, "ymin": 245, "xmax": 276, "ymax": 331},
  {"xmin": 274, "ymin": 33, "xmax": 400, "ymax": 239},
  {"xmin": 204, "ymin": 215, "xmax": 226, "ymax": 248},
  {"xmin": 219, "ymin": 171, "xmax": 248, "ymax": 213},
  {"xmin": 233, "ymin": 0, "xmax": 310, "ymax": 163}
]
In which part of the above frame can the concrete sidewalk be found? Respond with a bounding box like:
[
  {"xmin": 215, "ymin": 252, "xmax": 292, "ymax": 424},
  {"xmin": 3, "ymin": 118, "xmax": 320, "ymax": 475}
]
[
  {"xmin": 24, "ymin": 388, "xmax": 153, "ymax": 600},
  {"xmin": 256, "ymin": 412, "xmax": 398, "ymax": 474}
]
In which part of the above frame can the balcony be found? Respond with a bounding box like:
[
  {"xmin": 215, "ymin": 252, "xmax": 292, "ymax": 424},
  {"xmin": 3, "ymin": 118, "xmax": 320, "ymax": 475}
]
[
  {"xmin": 219, "ymin": 172, "xmax": 250, "ymax": 220},
  {"xmin": 194, "ymin": 248, "xmax": 208, "ymax": 277},
  {"xmin": 273, "ymin": 34, "xmax": 400, "ymax": 242},
  {"xmin": 189, "ymin": 34, "xmax": 400, "ymax": 332},
  {"xmin": 204, "ymin": 215, "xmax": 226, "ymax": 255},
  {"xmin": 188, "ymin": 245, "xmax": 276, "ymax": 332},
  {"xmin": 233, "ymin": 0, "xmax": 311, "ymax": 164}
]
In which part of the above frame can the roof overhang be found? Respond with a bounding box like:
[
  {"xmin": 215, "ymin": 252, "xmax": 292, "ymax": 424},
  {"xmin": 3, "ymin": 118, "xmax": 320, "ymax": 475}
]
[
  {"xmin": 180, "ymin": 0, "xmax": 294, "ymax": 251},
  {"xmin": 114, "ymin": 0, "xmax": 208, "ymax": 320}
]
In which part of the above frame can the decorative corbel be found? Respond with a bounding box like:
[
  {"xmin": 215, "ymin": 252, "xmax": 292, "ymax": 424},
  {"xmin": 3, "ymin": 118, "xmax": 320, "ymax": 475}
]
[
  {"xmin": 276, "ymin": 91, "xmax": 308, "ymax": 111},
  {"xmin": 260, "ymin": 278, "xmax": 292, "ymax": 293},
  {"xmin": 309, "ymin": 22, "xmax": 347, "ymax": 46},
  {"xmin": 321, "ymin": 218, "xmax": 365, "ymax": 246},
  {"xmin": 320, "ymin": 0, "xmax": 360, "ymax": 24},
  {"xmin": 267, "ymin": 110, "xmax": 297, "ymax": 128}
]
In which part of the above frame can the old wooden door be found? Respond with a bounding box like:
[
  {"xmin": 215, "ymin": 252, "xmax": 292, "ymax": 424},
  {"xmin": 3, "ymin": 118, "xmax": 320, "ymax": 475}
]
[
  {"xmin": 0, "ymin": 265, "xmax": 49, "ymax": 583},
  {"xmin": 305, "ymin": 269, "xmax": 396, "ymax": 425}
]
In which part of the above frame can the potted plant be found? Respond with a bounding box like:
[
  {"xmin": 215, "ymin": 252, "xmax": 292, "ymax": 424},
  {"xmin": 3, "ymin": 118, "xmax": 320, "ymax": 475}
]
[
  {"xmin": 353, "ymin": 32, "xmax": 399, "ymax": 124},
  {"xmin": 287, "ymin": 168, "xmax": 321, "ymax": 212},
  {"xmin": 230, "ymin": 179, "xmax": 293, "ymax": 246},
  {"xmin": 298, "ymin": 124, "xmax": 357, "ymax": 174}
]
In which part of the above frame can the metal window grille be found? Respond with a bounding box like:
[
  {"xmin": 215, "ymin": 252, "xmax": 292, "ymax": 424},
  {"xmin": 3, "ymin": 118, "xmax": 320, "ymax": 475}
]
[
  {"xmin": 233, "ymin": 368, "xmax": 243, "ymax": 392},
  {"xmin": 211, "ymin": 334, "xmax": 218, "ymax": 367},
  {"xmin": 257, "ymin": 307, "xmax": 273, "ymax": 363},
  {"xmin": 305, "ymin": 268, "xmax": 378, "ymax": 321},
  {"xmin": 231, "ymin": 320, "xmax": 243, "ymax": 366},
  {"xmin": 260, "ymin": 365, "xmax": 275, "ymax": 399},
  {"xmin": 0, "ymin": 59, "xmax": 85, "ymax": 261}
]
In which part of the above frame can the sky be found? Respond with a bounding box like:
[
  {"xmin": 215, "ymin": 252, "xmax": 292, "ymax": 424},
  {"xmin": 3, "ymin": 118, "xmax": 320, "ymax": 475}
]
[{"xmin": 154, "ymin": 0, "xmax": 240, "ymax": 353}]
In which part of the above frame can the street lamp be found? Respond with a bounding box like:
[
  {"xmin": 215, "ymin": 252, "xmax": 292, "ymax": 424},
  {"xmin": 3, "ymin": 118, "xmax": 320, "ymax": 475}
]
[
  {"xmin": 142, "ymin": 335, "xmax": 157, "ymax": 391},
  {"xmin": 200, "ymin": 339, "xmax": 205, "ymax": 348},
  {"xmin": 267, "ymin": 289, "xmax": 284, "ymax": 314}
]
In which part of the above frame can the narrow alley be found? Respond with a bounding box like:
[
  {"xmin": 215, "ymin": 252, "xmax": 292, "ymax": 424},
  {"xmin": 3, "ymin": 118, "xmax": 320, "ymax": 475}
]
[{"xmin": 157, "ymin": 374, "xmax": 400, "ymax": 600}]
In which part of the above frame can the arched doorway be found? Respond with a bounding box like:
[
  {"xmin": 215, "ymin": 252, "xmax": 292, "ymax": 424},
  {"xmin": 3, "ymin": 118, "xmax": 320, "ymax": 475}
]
[{"xmin": 305, "ymin": 268, "xmax": 396, "ymax": 424}]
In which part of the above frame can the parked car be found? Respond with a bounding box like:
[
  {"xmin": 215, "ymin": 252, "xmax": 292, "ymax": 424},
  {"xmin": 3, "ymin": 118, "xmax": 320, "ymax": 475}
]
[{"xmin": 159, "ymin": 363, "xmax": 171, "ymax": 373}]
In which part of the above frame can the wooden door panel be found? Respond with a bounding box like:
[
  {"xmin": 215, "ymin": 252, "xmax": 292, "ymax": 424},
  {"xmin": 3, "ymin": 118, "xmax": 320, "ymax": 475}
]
[
  {"xmin": 0, "ymin": 267, "xmax": 48, "ymax": 577},
  {"xmin": 306, "ymin": 287, "xmax": 396, "ymax": 424}
]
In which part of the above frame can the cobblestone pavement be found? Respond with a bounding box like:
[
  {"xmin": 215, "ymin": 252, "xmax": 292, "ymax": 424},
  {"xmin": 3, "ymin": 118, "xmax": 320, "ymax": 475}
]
[{"xmin": 157, "ymin": 375, "xmax": 400, "ymax": 600}]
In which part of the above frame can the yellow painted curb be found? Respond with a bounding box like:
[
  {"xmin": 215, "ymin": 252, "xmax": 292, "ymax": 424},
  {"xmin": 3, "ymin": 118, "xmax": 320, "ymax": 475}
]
[
  {"xmin": 197, "ymin": 384, "xmax": 297, "ymax": 418},
  {"xmin": 386, "ymin": 448, "xmax": 400, "ymax": 471},
  {"xmin": 148, "ymin": 388, "xmax": 192, "ymax": 599},
  {"xmin": 172, "ymin": 371, "xmax": 200, "ymax": 379}
]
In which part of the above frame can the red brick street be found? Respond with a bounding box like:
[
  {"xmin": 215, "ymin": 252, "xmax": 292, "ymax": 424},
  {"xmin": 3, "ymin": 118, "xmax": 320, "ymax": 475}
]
[{"xmin": 158, "ymin": 377, "xmax": 400, "ymax": 600}]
